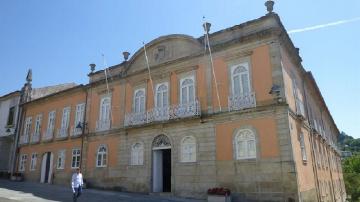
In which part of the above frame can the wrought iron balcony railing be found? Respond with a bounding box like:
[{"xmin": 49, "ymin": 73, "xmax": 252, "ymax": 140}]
[
  {"xmin": 228, "ymin": 92, "xmax": 256, "ymax": 112},
  {"xmin": 57, "ymin": 127, "xmax": 69, "ymax": 139},
  {"xmin": 124, "ymin": 100, "xmax": 200, "ymax": 127},
  {"xmin": 43, "ymin": 129, "xmax": 54, "ymax": 141},
  {"xmin": 19, "ymin": 134, "xmax": 29, "ymax": 144},
  {"xmin": 71, "ymin": 126, "xmax": 82, "ymax": 137},
  {"xmin": 30, "ymin": 132, "xmax": 40, "ymax": 143},
  {"xmin": 96, "ymin": 119, "xmax": 111, "ymax": 132}
]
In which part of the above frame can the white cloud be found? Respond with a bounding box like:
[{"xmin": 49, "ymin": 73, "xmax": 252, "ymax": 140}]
[{"xmin": 288, "ymin": 17, "xmax": 360, "ymax": 34}]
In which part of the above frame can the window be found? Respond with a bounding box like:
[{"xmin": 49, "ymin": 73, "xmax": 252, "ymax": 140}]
[
  {"xmin": 181, "ymin": 136, "xmax": 196, "ymax": 162},
  {"xmin": 74, "ymin": 103, "xmax": 85, "ymax": 128},
  {"xmin": 71, "ymin": 149, "xmax": 81, "ymax": 168},
  {"xmin": 23, "ymin": 117, "xmax": 32, "ymax": 136},
  {"xmin": 60, "ymin": 107, "xmax": 71, "ymax": 130},
  {"xmin": 57, "ymin": 150, "xmax": 66, "ymax": 169},
  {"xmin": 99, "ymin": 97, "xmax": 111, "ymax": 121},
  {"xmin": 231, "ymin": 63, "xmax": 250, "ymax": 96},
  {"xmin": 34, "ymin": 114, "xmax": 42, "ymax": 135},
  {"xmin": 155, "ymin": 83, "xmax": 168, "ymax": 108},
  {"xmin": 7, "ymin": 106, "xmax": 15, "ymax": 126},
  {"xmin": 234, "ymin": 129, "xmax": 256, "ymax": 160},
  {"xmin": 30, "ymin": 153, "xmax": 37, "ymax": 171},
  {"xmin": 300, "ymin": 133, "xmax": 307, "ymax": 162},
  {"xmin": 180, "ymin": 76, "xmax": 195, "ymax": 104},
  {"xmin": 46, "ymin": 111, "xmax": 56, "ymax": 136},
  {"xmin": 131, "ymin": 143, "xmax": 144, "ymax": 165},
  {"xmin": 133, "ymin": 89, "xmax": 145, "ymax": 113},
  {"xmin": 19, "ymin": 154, "xmax": 27, "ymax": 172},
  {"xmin": 96, "ymin": 145, "xmax": 107, "ymax": 167}
]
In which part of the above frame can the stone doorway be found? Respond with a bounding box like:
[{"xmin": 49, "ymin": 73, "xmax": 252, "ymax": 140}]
[
  {"xmin": 152, "ymin": 134, "xmax": 171, "ymax": 193},
  {"xmin": 40, "ymin": 152, "xmax": 53, "ymax": 183}
]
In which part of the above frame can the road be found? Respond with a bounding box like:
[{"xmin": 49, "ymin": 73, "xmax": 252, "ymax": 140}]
[{"xmin": 0, "ymin": 179, "xmax": 204, "ymax": 202}]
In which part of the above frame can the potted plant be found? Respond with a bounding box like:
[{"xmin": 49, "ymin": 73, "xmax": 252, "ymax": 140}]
[{"xmin": 207, "ymin": 187, "xmax": 231, "ymax": 202}]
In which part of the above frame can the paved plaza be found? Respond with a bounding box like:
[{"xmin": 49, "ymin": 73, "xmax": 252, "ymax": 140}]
[{"xmin": 0, "ymin": 179, "xmax": 204, "ymax": 202}]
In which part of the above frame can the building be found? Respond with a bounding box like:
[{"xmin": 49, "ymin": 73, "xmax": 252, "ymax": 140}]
[
  {"xmin": 15, "ymin": 2, "xmax": 346, "ymax": 201},
  {"xmin": 0, "ymin": 91, "xmax": 20, "ymax": 174}
]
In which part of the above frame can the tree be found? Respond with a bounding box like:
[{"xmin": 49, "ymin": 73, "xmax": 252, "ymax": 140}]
[{"xmin": 343, "ymin": 155, "xmax": 360, "ymax": 201}]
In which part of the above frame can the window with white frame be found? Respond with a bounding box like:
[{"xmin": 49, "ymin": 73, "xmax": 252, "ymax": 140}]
[
  {"xmin": 133, "ymin": 89, "xmax": 146, "ymax": 113},
  {"xmin": 74, "ymin": 103, "xmax": 85, "ymax": 128},
  {"xmin": 34, "ymin": 114, "xmax": 42, "ymax": 135},
  {"xmin": 30, "ymin": 153, "xmax": 37, "ymax": 171},
  {"xmin": 99, "ymin": 97, "xmax": 111, "ymax": 121},
  {"xmin": 131, "ymin": 143, "xmax": 144, "ymax": 165},
  {"xmin": 47, "ymin": 111, "xmax": 56, "ymax": 136},
  {"xmin": 180, "ymin": 136, "xmax": 196, "ymax": 162},
  {"xmin": 96, "ymin": 145, "xmax": 107, "ymax": 167},
  {"xmin": 155, "ymin": 83, "xmax": 168, "ymax": 108},
  {"xmin": 71, "ymin": 148, "xmax": 81, "ymax": 168},
  {"xmin": 300, "ymin": 133, "xmax": 307, "ymax": 162},
  {"xmin": 57, "ymin": 150, "xmax": 66, "ymax": 169},
  {"xmin": 180, "ymin": 76, "xmax": 195, "ymax": 104},
  {"xmin": 19, "ymin": 154, "xmax": 27, "ymax": 172},
  {"xmin": 231, "ymin": 63, "xmax": 250, "ymax": 96},
  {"xmin": 234, "ymin": 129, "xmax": 256, "ymax": 160},
  {"xmin": 60, "ymin": 107, "xmax": 71, "ymax": 131},
  {"xmin": 23, "ymin": 117, "xmax": 32, "ymax": 137}
]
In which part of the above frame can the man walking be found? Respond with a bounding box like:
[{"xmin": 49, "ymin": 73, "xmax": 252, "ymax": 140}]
[{"xmin": 71, "ymin": 168, "xmax": 83, "ymax": 202}]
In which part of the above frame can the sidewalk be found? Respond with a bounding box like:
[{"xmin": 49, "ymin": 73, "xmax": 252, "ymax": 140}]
[{"xmin": 0, "ymin": 179, "xmax": 205, "ymax": 202}]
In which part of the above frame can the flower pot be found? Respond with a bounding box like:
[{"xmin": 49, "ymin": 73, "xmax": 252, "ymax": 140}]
[{"xmin": 207, "ymin": 195, "xmax": 231, "ymax": 202}]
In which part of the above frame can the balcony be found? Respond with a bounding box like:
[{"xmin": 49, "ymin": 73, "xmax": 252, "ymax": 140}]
[
  {"xmin": 30, "ymin": 132, "xmax": 40, "ymax": 143},
  {"xmin": 43, "ymin": 129, "xmax": 54, "ymax": 141},
  {"xmin": 19, "ymin": 134, "xmax": 29, "ymax": 145},
  {"xmin": 57, "ymin": 127, "xmax": 69, "ymax": 139},
  {"xmin": 96, "ymin": 119, "xmax": 111, "ymax": 132},
  {"xmin": 228, "ymin": 92, "xmax": 256, "ymax": 112},
  {"xmin": 295, "ymin": 98, "xmax": 306, "ymax": 119},
  {"xmin": 124, "ymin": 100, "xmax": 200, "ymax": 127},
  {"xmin": 71, "ymin": 126, "xmax": 82, "ymax": 137}
]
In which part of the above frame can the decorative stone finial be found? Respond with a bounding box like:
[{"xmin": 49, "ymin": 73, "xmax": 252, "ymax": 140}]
[
  {"xmin": 89, "ymin": 63, "xmax": 96, "ymax": 73},
  {"xmin": 203, "ymin": 22, "xmax": 211, "ymax": 33},
  {"xmin": 123, "ymin": 51, "xmax": 130, "ymax": 61},
  {"xmin": 26, "ymin": 69, "xmax": 32, "ymax": 83},
  {"xmin": 265, "ymin": 0, "xmax": 275, "ymax": 14}
]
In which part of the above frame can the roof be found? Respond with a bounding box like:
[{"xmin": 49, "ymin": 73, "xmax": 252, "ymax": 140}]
[
  {"xmin": 31, "ymin": 83, "xmax": 77, "ymax": 100},
  {"xmin": 0, "ymin": 90, "xmax": 20, "ymax": 100}
]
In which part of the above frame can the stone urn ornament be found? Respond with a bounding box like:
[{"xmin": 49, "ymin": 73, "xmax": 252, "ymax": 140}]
[{"xmin": 265, "ymin": 0, "xmax": 275, "ymax": 14}]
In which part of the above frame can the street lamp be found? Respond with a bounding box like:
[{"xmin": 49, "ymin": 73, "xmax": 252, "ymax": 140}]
[{"xmin": 76, "ymin": 122, "xmax": 87, "ymax": 169}]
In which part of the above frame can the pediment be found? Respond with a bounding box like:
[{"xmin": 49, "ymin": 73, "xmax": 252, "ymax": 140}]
[{"xmin": 126, "ymin": 34, "xmax": 202, "ymax": 74}]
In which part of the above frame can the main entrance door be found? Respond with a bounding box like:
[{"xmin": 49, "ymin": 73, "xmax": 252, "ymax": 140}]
[
  {"xmin": 152, "ymin": 135, "xmax": 171, "ymax": 192},
  {"xmin": 40, "ymin": 152, "xmax": 53, "ymax": 183}
]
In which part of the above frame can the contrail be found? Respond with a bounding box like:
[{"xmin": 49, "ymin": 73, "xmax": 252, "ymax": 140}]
[{"xmin": 288, "ymin": 17, "xmax": 360, "ymax": 34}]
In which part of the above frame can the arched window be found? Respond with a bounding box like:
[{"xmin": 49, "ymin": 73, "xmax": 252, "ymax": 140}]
[
  {"xmin": 134, "ymin": 89, "xmax": 145, "ymax": 113},
  {"xmin": 234, "ymin": 129, "xmax": 256, "ymax": 160},
  {"xmin": 181, "ymin": 136, "xmax": 196, "ymax": 162},
  {"xmin": 96, "ymin": 145, "xmax": 107, "ymax": 167},
  {"xmin": 131, "ymin": 143, "xmax": 144, "ymax": 165},
  {"xmin": 100, "ymin": 97, "xmax": 111, "ymax": 121},
  {"xmin": 180, "ymin": 76, "xmax": 195, "ymax": 104},
  {"xmin": 231, "ymin": 63, "xmax": 250, "ymax": 96},
  {"xmin": 155, "ymin": 83, "xmax": 168, "ymax": 108}
]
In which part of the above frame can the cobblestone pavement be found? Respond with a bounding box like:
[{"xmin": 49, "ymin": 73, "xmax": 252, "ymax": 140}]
[{"xmin": 0, "ymin": 179, "xmax": 205, "ymax": 202}]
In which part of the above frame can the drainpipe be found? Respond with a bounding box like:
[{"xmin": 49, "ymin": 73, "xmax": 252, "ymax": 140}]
[
  {"xmin": 301, "ymin": 75, "xmax": 321, "ymax": 202},
  {"xmin": 80, "ymin": 87, "xmax": 89, "ymax": 171}
]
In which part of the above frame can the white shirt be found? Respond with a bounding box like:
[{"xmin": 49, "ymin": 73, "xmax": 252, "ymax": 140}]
[{"xmin": 71, "ymin": 173, "xmax": 83, "ymax": 190}]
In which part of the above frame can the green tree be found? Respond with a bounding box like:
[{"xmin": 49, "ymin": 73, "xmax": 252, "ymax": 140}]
[{"xmin": 343, "ymin": 155, "xmax": 360, "ymax": 201}]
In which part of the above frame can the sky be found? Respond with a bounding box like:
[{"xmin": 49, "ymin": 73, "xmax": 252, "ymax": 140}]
[{"xmin": 0, "ymin": 0, "xmax": 359, "ymax": 138}]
